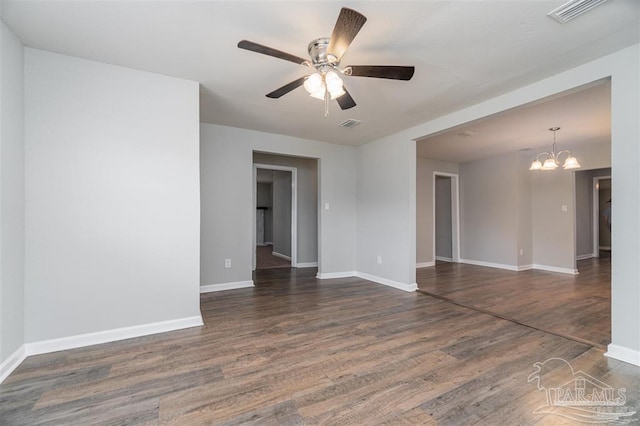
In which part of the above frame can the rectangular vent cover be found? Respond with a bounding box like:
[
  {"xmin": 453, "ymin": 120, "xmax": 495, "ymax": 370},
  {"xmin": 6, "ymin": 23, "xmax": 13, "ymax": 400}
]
[
  {"xmin": 456, "ymin": 130, "xmax": 479, "ymax": 138},
  {"xmin": 338, "ymin": 119, "xmax": 362, "ymax": 129},
  {"xmin": 547, "ymin": 0, "xmax": 608, "ymax": 23}
]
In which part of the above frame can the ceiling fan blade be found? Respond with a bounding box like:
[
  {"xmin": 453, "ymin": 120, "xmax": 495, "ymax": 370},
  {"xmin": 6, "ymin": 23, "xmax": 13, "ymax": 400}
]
[
  {"xmin": 327, "ymin": 8, "xmax": 367, "ymax": 62},
  {"xmin": 238, "ymin": 40, "xmax": 307, "ymax": 65},
  {"xmin": 336, "ymin": 87, "xmax": 356, "ymax": 110},
  {"xmin": 266, "ymin": 76, "xmax": 307, "ymax": 99},
  {"xmin": 348, "ymin": 65, "xmax": 415, "ymax": 80}
]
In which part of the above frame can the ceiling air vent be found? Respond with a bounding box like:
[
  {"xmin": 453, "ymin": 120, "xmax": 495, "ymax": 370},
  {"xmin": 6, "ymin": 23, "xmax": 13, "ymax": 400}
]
[
  {"xmin": 338, "ymin": 119, "xmax": 362, "ymax": 129},
  {"xmin": 547, "ymin": 0, "xmax": 608, "ymax": 23},
  {"xmin": 456, "ymin": 130, "xmax": 479, "ymax": 138}
]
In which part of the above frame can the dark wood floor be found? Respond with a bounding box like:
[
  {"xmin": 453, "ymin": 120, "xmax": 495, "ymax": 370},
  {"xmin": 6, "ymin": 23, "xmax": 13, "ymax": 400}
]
[
  {"xmin": 256, "ymin": 244, "xmax": 291, "ymax": 270},
  {"xmin": 2, "ymin": 264, "xmax": 639, "ymax": 425},
  {"xmin": 417, "ymin": 255, "xmax": 611, "ymax": 348}
]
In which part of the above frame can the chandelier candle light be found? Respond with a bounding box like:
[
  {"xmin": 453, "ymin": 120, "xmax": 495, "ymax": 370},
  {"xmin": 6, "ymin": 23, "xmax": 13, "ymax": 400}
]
[{"xmin": 529, "ymin": 127, "xmax": 581, "ymax": 171}]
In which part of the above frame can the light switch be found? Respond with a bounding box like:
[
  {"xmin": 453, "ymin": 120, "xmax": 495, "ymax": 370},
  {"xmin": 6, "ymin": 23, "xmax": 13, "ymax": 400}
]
[
  {"xmin": 325, "ymin": 202, "xmax": 330, "ymax": 210},
  {"xmin": 561, "ymin": 205, "xmax": 568, "ymax": 212}
]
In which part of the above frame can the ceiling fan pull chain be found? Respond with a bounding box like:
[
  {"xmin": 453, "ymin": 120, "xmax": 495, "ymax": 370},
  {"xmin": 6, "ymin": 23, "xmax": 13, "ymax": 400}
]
[{"xmin": 324, "ymin": 87, "xmax": 330, "ymax": 118}]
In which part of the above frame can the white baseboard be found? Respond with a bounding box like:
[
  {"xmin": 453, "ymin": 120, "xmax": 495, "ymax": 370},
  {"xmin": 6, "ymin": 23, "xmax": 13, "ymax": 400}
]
[
  {"xmin": 416, "ymin": 261, "xmax": 435, "ymax": 269},
  {"xmin": 532, "ymin": 264, "xmax": 579, "ymax": 275},
  {"xmin": 200, "ymin": 281, "xmax": 254, "ymax": 293},
  {"xmin": 576, "ymin": 254, "xmax": 594, "ymax": 261},
  {"xmin": 317, "ymin": 271, "xmax": 417, "ymax": 292},
  {"xmin": 460, "ymin": 259, "xmax": 578, "ymax": 275},
  {"xmin": 355, "ymin": 272, "xmax": 417, "ymax": 292},
  {"xmin": 435, "ymin": 256, "xmax": 453, "ymax": 262},
  {"xmin": 296, "ymin": 262, "xmax": 318, "ymax": 268},
  {"xmin": 605, "ymin": 344, "xmax": 640, "ymax": 366},
  {"xmin": 26, "ymin": 316, "xmax": 203, "ymax": 357},
  {"xmin": 460, "ymin": 258, "xmax": 519, "ymax": 271},
  {"xmin": 316, "ymin": 271, "xmax": 357, "ymax": 279},
  {"xmin": 0, "ymin": 345, "xmax": 27, "ymax": 384},
  {"xmin": 1, "ymin": 316, "xmax": 204, "ymax": 383},
  {"xmin": 272, "ymin": 251, "xmax": 291, "ymax": 261}
]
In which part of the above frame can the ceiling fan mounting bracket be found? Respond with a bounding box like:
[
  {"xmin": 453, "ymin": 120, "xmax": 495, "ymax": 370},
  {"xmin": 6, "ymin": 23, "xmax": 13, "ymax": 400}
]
[{"xmin": 307, "ymin": 37, "xmax": 339, "ymax": 70}]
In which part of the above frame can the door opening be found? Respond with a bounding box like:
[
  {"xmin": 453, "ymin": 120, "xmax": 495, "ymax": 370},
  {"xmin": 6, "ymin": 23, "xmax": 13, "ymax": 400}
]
[
  {"xmin": 433, "ymin": 172, "xmax": 460, "ymax": 263},
  {"xmin": 593, "ymin": 176, "xmax": 612, "ymax": 258},
  {"xmin": 253, "ymin": 164, "xmax": 297, "ymax": 270}
]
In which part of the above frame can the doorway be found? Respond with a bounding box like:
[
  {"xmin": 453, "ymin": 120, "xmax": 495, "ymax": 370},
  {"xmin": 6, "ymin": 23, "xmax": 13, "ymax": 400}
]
[
  {"xmin": 593, "ymin": 176, "xmax": 612, "ymax": 258},
  {"xmin": 253, "ymin": 164, "xmax": 297, "ymax": 270},
  {"xmin": 433, "ymin": 172, "xmax": 460, "ymax": 263}
]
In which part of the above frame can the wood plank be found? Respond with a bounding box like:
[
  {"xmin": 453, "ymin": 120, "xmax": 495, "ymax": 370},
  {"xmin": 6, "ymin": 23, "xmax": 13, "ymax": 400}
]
[
  {"xmin": 417, "ymin": 257, "xmax": 611, "ymax": 346},
  {"xmin": 1, "ymin": 264, "xmax": 637, "ymax": 425}
]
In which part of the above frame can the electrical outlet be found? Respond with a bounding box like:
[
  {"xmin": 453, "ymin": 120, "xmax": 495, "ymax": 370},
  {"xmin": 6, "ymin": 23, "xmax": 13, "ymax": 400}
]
[
  {"xmin": 224, "ymin": 259, "xmax": 231, "ymax": 269},
  {"xmin": 377, "ymin": 255, "xmax": 382, "ymax": 264},
  {"xmin": 520, "ymin": 249, "xmax": 524, "ymax": 256}
]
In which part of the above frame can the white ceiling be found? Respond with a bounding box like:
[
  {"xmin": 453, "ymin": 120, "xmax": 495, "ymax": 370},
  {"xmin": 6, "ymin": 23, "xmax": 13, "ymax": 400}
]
[
  {"xmin": 2, "ymin": 1, "xmax": 639, "ymax": 151},
  {"xmin": 417, "ymin": 79, "xmax": 611, "ymax": 163}
]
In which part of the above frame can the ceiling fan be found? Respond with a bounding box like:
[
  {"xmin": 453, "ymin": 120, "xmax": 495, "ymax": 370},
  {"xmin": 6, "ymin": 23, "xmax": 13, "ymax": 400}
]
[{"xmin": 238, "ymin": 7, "xmax": 415, "ymax": 117}]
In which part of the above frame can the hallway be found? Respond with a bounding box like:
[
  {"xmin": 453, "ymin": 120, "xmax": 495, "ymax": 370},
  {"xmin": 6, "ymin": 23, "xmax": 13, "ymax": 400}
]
[{"xmin": 255, "ymin": 245, "xmax": 291, "ymax": 270}]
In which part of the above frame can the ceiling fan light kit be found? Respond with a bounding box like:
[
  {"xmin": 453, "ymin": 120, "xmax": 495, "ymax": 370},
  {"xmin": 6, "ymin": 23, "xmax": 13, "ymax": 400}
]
[
  {"xmin": 304, "ymin": 70, "xmax": 345, "ymax": 100},
  {"xmin": 238, "ymin": 7, "xmax": 415, "ymax": 117},
  {"xmin": 529, "ymin": 127, "xmax": 582, "ymax": 171}
]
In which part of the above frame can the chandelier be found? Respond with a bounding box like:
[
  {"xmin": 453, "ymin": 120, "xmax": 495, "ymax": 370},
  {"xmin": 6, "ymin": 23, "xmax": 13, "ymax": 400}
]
[{"xmin": 529, "ymin": 127, "xmax": 581, "ymax": 171}]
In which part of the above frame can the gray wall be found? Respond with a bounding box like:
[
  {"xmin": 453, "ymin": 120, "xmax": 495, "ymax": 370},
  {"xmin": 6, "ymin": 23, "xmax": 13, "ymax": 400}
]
[
  {"xmin": 24, "ymin": 49, "xmax": 201, "ymax": 342},
  {"xmin": 608, "ymin": 45, "xmax": 640, "ymax": 360},
  {"xmin": 357, "ymin": 134, "xmax": 416, "ymax": 286},
  {"xmin": 435, "ymin": 176, "xmax": 452, "ymax": 259},
  {"xmin": 253, "ymin": 152, "xmax": 318, "ymax": 265},
  {"xmin": 0, "ymin": 20, "xmax": 25, "ymax": 365},
  {"xmin": 416, "ymin": 158, "xmax": 459, "ymax": 265},
  {"xmin": 530, "ymin": 142, "xmax": 611, "ymax": 271},
  {"xmin": 460, "ymin": 152, "xmax": 521, "ymax": 266},
  {"xmin": 256, "ymin": 179, "xmax": 272, "ymax": 207},
  {"xmin": 530, "ymin": 171, "xmax": 576, "ymax": 269},
  {"xmin": 516, "ymin": 152, "xmax": 533, "ymax": 267},
  {"xmin": 201, "ymin": 123, "xmax": 356, "ymax": 287},
  {"xmin": 272, "ymin": 171, "xmax": 292, "ymax": 257}
]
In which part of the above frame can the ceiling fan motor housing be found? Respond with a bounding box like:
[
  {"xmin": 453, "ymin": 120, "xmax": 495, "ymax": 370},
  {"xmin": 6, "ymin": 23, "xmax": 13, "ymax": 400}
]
[{"xmin": 308, "ymin": 38, "xmax": 338, "ymax": 70}]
